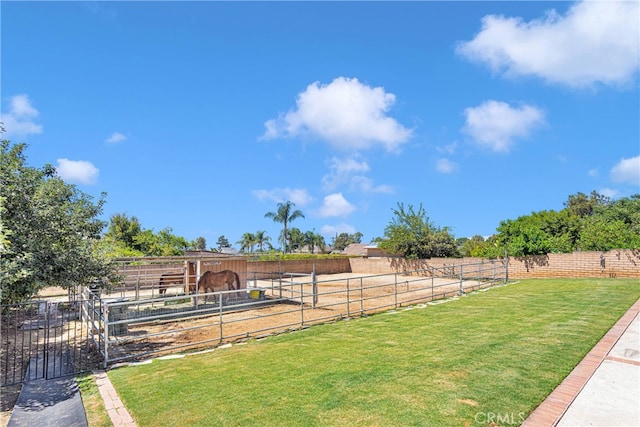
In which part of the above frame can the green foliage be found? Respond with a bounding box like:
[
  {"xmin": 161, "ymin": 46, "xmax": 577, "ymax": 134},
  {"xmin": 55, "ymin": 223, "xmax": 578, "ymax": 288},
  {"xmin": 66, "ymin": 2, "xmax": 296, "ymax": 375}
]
[
  {"xmin": 1, "ymin": 141, "xmax": 120, "ymax": 303},
  {"xmin": 496, "ymin": 210, "xmax": 581, "ymax": 256},
  {"xmin": 253, "ymin": 230, "xmax": 272, "ymax": 252},
  {"xmin": 237, "ymin": 232, "xmax": 256, "ymax": 253},
  {"xmin": 492, "ymin": 192, "xmax": 639, "ymax": 256},
  {"xmin": 331, "ymin": 232, "xmax": 363, "ymax": 251},
  {"xmin": 378, "ymin": 203, "xmax": 457, "ymax": 259},
  {"xmin": 564, "ymin": 190, "xmax": 610, "ymax": 217},
  {"xmin": 253, "ymin": 252, "xmax": 345, "ymax": 261},
  {"xmin": 238, "ymin": 230, "xmax": 273, "ymax": 253},
  {"xmin": 264, "ymin": 201, "xmax": 305, "ymax": 254},
  {"xmin": 459, "ymin": 235, "xmax": 485, "ymax": 257},
  {"xmin": 287, "ymin": 227, "xmax": 305, "ymax": 252},
  {"xmin": 101, "ymin": 213, "xmax": 191, "ymax": 257},
  {"xmin": 194, "ymin": 236, "xmax": 207, "ymax": 251},
  {"xmin": 216, "ymin": 235, "xmax": 231, "ymax": 249},
  {"xmin": 304, "ymin": 230, "xmax": 326, "ymax": 254}
]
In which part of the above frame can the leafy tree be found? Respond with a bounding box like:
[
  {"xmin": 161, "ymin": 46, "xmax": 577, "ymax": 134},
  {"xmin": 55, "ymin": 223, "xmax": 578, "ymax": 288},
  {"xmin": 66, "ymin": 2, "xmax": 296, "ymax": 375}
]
[
  {"xmin": 103, "ymin": 212, "xmax": 191, "ymax": 257},
  {"xmin": 496, "ymin": 210, "xmax": 580, "ymax": 256},
  {"xmin": 485, "ymin": 191, "xmax": 639, "ymax": 257},
  {"xmin": 564, "ymin": 191, "xmax": 609, "ymax": 218},
  {"xmin": 378, "ymin": 203, "xmax": 457, "ymax": 259},
  {"xmin": 264, "ymin": 201, "xmax": 305, "ymax": 254},
  {"xmin": 132, "ymin": 227, "xmax": 190, "ymax": 256},
  {"xmin": 331, "ymin": 232, "xmax": 363, "ymax": 251},
  {"xmin": 460, "ymin": 235, "xmax": 485, "ymax": 257},
  {"xmin": 105, "ymin": 213, "xmax": 142, "ymax": 250},
  {"xmin": 577, "ymin": 195, "xmax": 640, "ymax": 250},
  {"xmin": 578, "ymin": 217, "xmax": 637, "ymax": 251},
  {"xmin": 216, "ymin": 235, "xmax": 231, "ymax": 250},
  {"xmin": 194, "ymin": 236, "xmax": 207, "ymax": 251},
  {"xmin": 1, "ymin": 141, "xmax": 119, "ymax": 303}
]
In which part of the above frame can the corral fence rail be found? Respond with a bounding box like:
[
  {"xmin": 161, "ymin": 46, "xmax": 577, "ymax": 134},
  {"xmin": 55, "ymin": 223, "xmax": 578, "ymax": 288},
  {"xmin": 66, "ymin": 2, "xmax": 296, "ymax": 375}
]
[{"xmin": 85, "ymin": 259, "xmax": 506, "ymax": 367}]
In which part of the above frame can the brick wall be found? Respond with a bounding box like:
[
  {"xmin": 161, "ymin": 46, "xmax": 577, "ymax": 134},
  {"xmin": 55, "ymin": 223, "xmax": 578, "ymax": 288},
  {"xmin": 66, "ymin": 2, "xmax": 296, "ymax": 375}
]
[
  {"xmin": 238, "ymin": 250, "xmax": 640, "ymax": 281},
  {"xmin": 348, "ymin": 250, "xmax": 640, "ymax": 279},
  {"xmin": 506, "ymin": 249, "xmax": 640, "ymax": 279},
  {"xmin": 247, "ymin": 258, "xmax": 352, "ymax": 278}
]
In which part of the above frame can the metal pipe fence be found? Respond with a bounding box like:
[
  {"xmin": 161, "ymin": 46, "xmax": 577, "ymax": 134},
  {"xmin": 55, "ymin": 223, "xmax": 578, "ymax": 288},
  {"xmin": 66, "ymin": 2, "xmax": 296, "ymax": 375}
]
[
  {"xmin": 85, "ymin": 259, "xmax": 506, "ymax": 367},
  {"xmin": 1, "ymin": 299, "xmax": 102, "ymax": 386}
]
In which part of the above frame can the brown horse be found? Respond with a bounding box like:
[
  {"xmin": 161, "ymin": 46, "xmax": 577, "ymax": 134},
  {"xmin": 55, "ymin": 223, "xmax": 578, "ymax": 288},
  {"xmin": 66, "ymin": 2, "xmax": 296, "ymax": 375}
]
[
  {"xmin": 158, "ymin": 272, "xmax": 184, "ymax": 296},
  {"xmin": 196, "ymin": 270, "xmax": 240, "ymax": 303}
]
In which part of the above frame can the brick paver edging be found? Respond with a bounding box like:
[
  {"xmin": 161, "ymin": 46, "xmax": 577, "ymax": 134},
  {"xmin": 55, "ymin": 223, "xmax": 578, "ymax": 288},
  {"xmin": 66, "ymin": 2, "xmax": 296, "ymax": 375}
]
[
  {"xmin": 94, "ymin": 371, "xmax": 137, "ymax": 427},
  {"xmin": 522, "ymin": 299, "xmax": 640, "ymax": 427}
]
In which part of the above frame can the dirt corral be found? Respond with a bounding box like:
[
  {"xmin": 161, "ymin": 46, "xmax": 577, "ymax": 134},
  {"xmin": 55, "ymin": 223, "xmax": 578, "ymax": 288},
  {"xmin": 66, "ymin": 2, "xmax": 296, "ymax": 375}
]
[{"xmin": 105, "ymin": 273, "xmax": 494, "ymax": 363}]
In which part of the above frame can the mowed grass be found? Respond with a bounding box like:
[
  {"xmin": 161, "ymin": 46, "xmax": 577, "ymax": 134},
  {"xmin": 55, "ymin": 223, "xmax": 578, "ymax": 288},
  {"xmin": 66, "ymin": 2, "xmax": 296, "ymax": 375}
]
[{"xmin": 107, "ymin": 279, "xmax": 639, "ymax": 426}]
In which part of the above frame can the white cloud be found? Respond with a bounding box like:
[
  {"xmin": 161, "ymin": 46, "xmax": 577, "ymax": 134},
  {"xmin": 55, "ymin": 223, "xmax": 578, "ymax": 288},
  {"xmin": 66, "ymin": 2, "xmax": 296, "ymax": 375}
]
[
  {"xmin": 349, "ymin": 176, "xmax": 394, "ymax": 194},
  {"xmin": 610, "ymin": 156, "xmax": 640, "ymax": 186},
  {"xmin": 261, "ymin": 76, "xmax": 413, "ymax": 152},
  {"xmin": 599, "ymin": 187, "xmax": 619, "ymax": 199},
  {"xmin": 436, "ymin": 142, "xmax": 458, "ymax": 155},
  {"xmin": 322, "ymin": 157, "xmax": 369, "ymax": 191},
  {"xmin": 587, "ymin": 168, "xmax": 599, "ymax": 178},
  {"xmin": 456, "ymin": 1, "xmax": 640, "ymax": 88},
  {"xmin": 462, "ymin": 100, "xmax": 545, "ymax": 152},
  {"xmin": 316, "ymin": 193, "xmax": 356, "ymax": 218},
  {"xmin": 1, "ymin": 94, "xmax": 43, "ymax": 137},
  {"xmin": 321, "ymin": 156, "xmax": 392, "ymax": 194},
  {"xmin": 252, "ymin": 187, "xmax": 313, "ymax": 206},
  {"xmin": 106, "ymin": 132, "xmax": 127, "ymax": 144},
  {"xmin": 436, "ymin": 158, "xmax": 459, "ymax": 174},
  {"xmin": 56, "ymin": 159, "xmax": 99, "ymax": 185},
  {"xmin": 321, "ymin": 222, "xmax": 356, "ymax": 238}
]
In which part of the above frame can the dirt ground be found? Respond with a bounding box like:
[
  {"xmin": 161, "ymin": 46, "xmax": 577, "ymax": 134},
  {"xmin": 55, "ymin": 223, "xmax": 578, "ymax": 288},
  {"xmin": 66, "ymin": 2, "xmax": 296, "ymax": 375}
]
[{"xmin": 105, "ymin": 273, "xmax": 489, "ymax": 362}]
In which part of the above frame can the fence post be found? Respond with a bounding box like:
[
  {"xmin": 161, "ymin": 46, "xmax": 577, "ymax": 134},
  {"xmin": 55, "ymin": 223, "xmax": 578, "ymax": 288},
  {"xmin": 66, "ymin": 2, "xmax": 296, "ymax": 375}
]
[
  {"xmin": 312, "ymin": 263, "xmax": 318, "ymax": 308},
  {"xmin": 431, "ymin": 268, "xmax": 434, "ymax": 301},
  {"xmin": 459, "ymin": 263, "xmax": 464, "ymax": 295},
  {"xmin": 219, "ymin": 296, "xmax": 223, "ymax": 344},
  {"xmin": 504, "ymin": 250, "xmax": 509, "ymax": 283},
  {"xmin": 103, "ymin": 301, "xmax": 109, "ymax": 369},
  {"xmin": 300, "ymin": 281, "xmax": 304, "ymax": 327},
  {"xmin": 359, "ymin": 277, "xmax": 364, "ymax": 315},
  {"xmin": 394, "ymin": 273, "xmax": 398, "ymax": 308},
  {"xmin": 346, "ymin": 278, "xmax": 350, "ymax": 318}
]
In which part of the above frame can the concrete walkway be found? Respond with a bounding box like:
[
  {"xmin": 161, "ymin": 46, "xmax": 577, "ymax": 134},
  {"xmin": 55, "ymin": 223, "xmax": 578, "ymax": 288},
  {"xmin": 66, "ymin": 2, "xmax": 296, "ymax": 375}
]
[{"xmin": 523, "ymin": 299, "xmax": 640, "ymax": 427}]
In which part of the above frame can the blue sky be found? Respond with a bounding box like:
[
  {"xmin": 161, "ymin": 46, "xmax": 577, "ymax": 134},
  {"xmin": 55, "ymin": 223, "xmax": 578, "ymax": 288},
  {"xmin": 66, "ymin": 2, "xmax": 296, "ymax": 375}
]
[{"xmin": 2, "ymin": 1, "xmax": 639, "ymax": 249}]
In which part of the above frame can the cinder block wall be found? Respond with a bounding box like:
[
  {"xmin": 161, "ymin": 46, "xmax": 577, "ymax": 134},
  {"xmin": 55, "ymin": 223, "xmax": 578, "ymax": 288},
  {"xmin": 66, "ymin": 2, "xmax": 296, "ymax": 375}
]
[
  {"xmin": 347, "ymin": 250, "xmax": 640, "ymax": 279},
  {"xmin": 505, "ymin": 250, "xmax": 640, "ymax": 279},
  {"xmin": 241, "ymin": 250, "xmax": 639, "ymax": 280},
  {"xmin": 247, "ymin": 258, "xmax": 351, "ymax": 278}
]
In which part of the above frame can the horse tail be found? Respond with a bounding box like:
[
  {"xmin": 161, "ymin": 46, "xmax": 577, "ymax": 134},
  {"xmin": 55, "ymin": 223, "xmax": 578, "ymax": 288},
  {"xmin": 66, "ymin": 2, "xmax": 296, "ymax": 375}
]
[{"xmin": 234, "ymin": 272, "xmax": 240, "ymax": 290}]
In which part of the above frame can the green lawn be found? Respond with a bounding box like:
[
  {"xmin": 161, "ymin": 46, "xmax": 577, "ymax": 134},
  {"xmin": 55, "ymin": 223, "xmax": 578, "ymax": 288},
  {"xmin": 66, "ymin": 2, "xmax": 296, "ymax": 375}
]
[{"xmin": 107, "ymin": 279, "xmax": 639, "ymax": 426}]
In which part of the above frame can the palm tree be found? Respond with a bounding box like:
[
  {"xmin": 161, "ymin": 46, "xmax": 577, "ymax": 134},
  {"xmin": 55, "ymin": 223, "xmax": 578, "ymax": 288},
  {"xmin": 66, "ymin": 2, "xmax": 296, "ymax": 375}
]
[
  {"xmin": 238, "ymin": 232, "xmax": 256, "ymax": 253},
  {"xmin": 288, "ymin": 228, "xmax": 305, "ymax": 253},
  {"xmin": 264, "ymin": 201, "xmax": 305, "ymax": 254},
  {"xmin": 305, "ymin": 230, "xmax": 326, "ymax": 254},
  {"xmin": 254, "ymin": 230, "xmax": 272, "ymax": 252}
]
